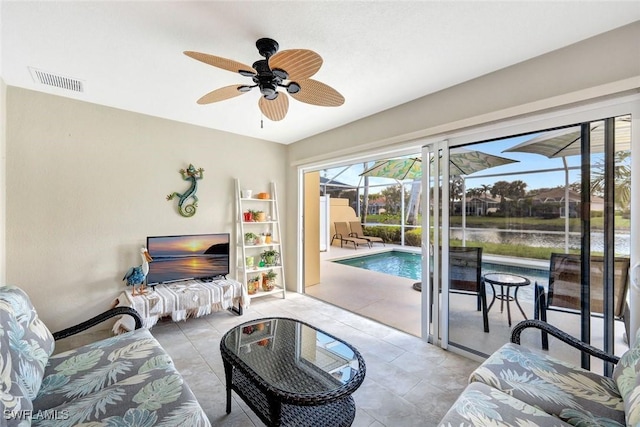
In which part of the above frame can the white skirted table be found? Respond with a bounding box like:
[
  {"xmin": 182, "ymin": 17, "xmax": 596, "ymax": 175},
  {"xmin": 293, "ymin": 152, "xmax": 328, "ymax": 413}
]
[{"xmin": 113, "ymin": 278, "xmax": 248, "ymax": 333}]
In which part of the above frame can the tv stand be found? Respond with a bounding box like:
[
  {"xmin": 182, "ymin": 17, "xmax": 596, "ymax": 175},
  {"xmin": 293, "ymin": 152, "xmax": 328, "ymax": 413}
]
[{"xmin": 112, "ymin": 278, "xmax": 247, "ymax": 334}]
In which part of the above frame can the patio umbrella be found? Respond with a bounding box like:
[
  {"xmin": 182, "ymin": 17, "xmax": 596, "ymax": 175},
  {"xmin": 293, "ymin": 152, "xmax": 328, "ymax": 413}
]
[
  {"xmin": 360, "ymin": 148, "xmax": 518, "ymax": 179},
  {"xmin": 360, "ymin": 157, "xmax": 422, "ymax": 180},
  {"xmin": 360, "ymin": 149, "xmax": 518, "ymax": 244},
  {"xmin": 503, "ymin": 115, "xmax": 631, "ymax": 251},
  {"xmin": 503, "ymin": 116, "xmax": 630, "ymax": 158}
]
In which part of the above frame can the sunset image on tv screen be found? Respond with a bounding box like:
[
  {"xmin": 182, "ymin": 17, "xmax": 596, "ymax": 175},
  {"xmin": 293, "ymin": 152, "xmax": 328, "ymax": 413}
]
[{"xmin": 146, "ymin": 234, "xmax": 229, "ymax": 284}]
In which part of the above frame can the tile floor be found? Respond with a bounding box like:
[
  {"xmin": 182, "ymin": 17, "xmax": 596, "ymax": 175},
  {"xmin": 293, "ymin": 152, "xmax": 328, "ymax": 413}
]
[
  {"xmin": 59, "ymin": 293, "xmax": 479, "ymax": 426},
  {"xmin": 155, "ymin": 293, "xmax": 479, "ymax": 426}
]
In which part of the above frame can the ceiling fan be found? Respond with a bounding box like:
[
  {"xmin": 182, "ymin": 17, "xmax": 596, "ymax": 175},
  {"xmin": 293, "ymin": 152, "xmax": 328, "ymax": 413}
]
[{"xmin": 184, "ymin": 38, "xmax": 344, "ymax": 122}]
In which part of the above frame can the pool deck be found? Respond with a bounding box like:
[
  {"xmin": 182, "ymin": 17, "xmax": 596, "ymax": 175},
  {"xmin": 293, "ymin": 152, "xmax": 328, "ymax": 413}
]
[{"xmin": 306, "ymin": 243, "xmax": 628, "ymax": 373}]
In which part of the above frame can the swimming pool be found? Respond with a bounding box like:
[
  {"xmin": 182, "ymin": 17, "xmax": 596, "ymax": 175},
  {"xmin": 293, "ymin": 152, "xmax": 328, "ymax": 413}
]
[{"xmin": 333, "ymin": 250, "xmax": 549, "ymax": 301}]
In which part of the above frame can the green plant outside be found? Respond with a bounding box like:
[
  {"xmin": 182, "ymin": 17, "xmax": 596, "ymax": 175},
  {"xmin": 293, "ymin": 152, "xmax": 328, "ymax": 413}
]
[
  {"xmin": 365, "ymin": 213, "xmax": 630, "ymax": 231},
  {"xmin": 361, "ymin": 217, "xmax": 626, "ymax": 260}
]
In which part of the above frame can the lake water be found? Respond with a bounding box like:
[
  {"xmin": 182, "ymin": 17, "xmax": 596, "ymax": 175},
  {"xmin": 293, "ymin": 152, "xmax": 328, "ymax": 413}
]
[{"xmin": 451, "ymin": 228, "xmax": 631, "ymax": 255}]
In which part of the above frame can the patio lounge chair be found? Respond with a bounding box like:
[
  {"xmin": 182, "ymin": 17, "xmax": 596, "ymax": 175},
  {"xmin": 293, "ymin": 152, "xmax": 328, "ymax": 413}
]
[
  {"xmin": 348, "ymin": 221, "xmax": 385, "ymax": 247},
  {"xmin": 534, "ymin": 252, "xmax": 630, "ymax": 350},
  {"xmin": 331, "ymin": 221, "xmax": 371, "ymax": 249}
]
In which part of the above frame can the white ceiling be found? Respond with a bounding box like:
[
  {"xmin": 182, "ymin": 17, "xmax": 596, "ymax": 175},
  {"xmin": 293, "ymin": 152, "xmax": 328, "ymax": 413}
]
[{"xmin": 2, "ymin": 1, "xmax": 639, "ymax": 145}]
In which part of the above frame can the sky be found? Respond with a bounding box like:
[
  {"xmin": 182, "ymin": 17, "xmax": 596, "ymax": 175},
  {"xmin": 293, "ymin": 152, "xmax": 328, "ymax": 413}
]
[{"xmin": 322, "ymin": 129, "xmax": 604, "ymax": 194}]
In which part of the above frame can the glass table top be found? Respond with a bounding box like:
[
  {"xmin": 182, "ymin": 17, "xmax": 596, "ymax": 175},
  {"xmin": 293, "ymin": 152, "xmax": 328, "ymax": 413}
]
[
  {"xmin": 484, "ymin": 273, "xmax": 531, "ymax": 286},
  {"xmin": 222, "ymin": 317, "xmax": 364, "ymax": 395}
]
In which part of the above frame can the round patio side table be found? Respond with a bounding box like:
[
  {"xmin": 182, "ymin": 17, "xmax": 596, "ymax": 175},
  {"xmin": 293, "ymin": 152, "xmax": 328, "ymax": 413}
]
[{"xmin": 483, "ymin": 273, "xmax": 531, "ymax": 326}]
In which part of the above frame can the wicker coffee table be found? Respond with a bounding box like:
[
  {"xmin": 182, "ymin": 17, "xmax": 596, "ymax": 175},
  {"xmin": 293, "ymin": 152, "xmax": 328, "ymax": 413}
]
[{"xmin": 220, "ymin": 317, "xmax": 366, "ymax": 427}]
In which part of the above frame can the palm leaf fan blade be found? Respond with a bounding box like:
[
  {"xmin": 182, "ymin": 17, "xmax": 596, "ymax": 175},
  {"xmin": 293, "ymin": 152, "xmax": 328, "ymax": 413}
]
[
  {"xmin": 183, "ymin": 51, "xmax": 256, "ymax": 76},
  {"xmin": 291, "ymin": 79, "xmax": 344, "ymax": 107},
  {"xmin": 269, "ymin": 49, "xmax": 322, "ymax": 80},
  {"xmin": 197, "ymin": 85, "xmax": 246, "ymax": 104},
  {"xmin": 259, "ymin": 93, "xmax": 289, "ymax": 121}
]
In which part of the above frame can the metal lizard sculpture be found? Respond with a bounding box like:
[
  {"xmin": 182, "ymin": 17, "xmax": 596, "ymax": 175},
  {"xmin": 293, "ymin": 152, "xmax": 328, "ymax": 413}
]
[{"xmin": 166, "ymin": 164, "xmax": 204, "ymax": 217}]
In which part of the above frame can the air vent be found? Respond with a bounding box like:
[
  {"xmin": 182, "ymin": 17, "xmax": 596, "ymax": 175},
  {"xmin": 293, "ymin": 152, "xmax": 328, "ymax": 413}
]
[{"xmin": 29, "ymin": 67, "xmax": 84, "ymax": 92}]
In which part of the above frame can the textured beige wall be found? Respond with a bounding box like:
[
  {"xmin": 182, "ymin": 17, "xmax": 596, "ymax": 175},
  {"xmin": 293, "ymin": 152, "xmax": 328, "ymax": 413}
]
[
  {"xmin": 303, "ymin": 171, "xmax": 320, "ymax": 286},
  {"xmin": 5, "ymin": 87, "xmax": 286, "ymax": 332}
]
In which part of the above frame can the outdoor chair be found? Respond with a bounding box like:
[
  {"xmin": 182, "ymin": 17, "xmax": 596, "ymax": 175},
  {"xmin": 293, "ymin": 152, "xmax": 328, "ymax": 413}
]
[
  {"xmin": 534, "ymin": 252, "xmax": 630, "ymax": 350},
  {"xmin": 416, "ymin": 246, "xmax": 489, "ymax": 333},
  {"xmin": 331, "ymin": 221, "xmax": 371, "ymax": 249},
  {"xmin": 448, "ymin": 246, "xmax": 489, "ymax": 333},
  {"xmin": 348, "ymin": 221, "xmax": 385, "ymax": 247}
]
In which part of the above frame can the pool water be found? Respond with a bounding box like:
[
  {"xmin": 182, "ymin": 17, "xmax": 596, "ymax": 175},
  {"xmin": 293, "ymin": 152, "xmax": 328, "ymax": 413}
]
[{"xmin": 333, "ymin": 250, "xmax": 549, "ymax": 302}]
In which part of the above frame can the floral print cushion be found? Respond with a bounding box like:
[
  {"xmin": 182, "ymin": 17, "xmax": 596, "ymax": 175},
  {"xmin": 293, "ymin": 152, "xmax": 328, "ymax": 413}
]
[
  {"xmin": 439, "ymin": 382, "xmax": 573, "ymax": 427},
  {"xmin": 31, "ymin": 328, "xmax": 210, "ymax": 426},
  {"xmin": 0, "ymin": 285, "xmax": 55, "ymax": 421},
  {"xmin": 470, "ymin": 343, "xmax": 625, "ymax": 427},
  {"xmin": 613, "ymin": 328, "xmax": 640, "ymax": 426}
]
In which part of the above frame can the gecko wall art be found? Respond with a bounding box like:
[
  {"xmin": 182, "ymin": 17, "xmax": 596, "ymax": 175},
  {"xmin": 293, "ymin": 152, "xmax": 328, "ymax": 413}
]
[{"xmin": 167, "ymin": 164, "xmax": 204, "ymax": 217}]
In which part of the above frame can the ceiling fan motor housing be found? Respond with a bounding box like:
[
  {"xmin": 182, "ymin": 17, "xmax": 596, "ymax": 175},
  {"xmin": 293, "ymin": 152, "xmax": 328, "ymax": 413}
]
[
  {"xmin": 256, "ymin": 38, "xmax": 279, "ymax": 58},
  {"xmin": 252, "ymin": 59, "xmax": 283, "ymax": 98}
]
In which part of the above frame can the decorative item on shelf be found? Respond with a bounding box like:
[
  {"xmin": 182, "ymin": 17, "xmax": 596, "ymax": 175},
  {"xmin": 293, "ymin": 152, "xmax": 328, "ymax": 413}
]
[
  {"xmin": 264, "ymin": 232, "xmax": 272, "ymax": 244},
  {"xmin": 247, "ymin": 276, "xmax": 260, "ymax": 295},
  {"xmin": 261, "ymin": 249, "xmax": 280, "ymax": 267},
  {"xmin": 246, "ymin": 256, "xmax": 254, "ymax": 268},
  {"xmin": 258, "ymin": 233, "xmax": 267, "ymax": 244},
  {"xmin": 166, "ymin": 164, "xmax": 204, "ymax": 217},
  {"xmin": 247, "ymin": 209, "xmax": 260, "ymax": 222},
  {"xmin": 242, "ymin": 189, "xmax": 253, "ymax": 198},
  {"xmin": 254, "ymin": 210, "xmax": 266, "ymax": 222},
  {"xmin": 244, "ymin": 232, "xmax": 258, "ymax": 245},
  {"xmin": 243, "ymin": 211, "xmax": 253, "ymax": 222},
  {"xmin": 122, "ymin": 247, "xmax": 153, "ymax": 296},
  {"xmin": 262, "ymin": 269, "xmax": 277, "ymax": 291},
  {"xmin": 256, "ymin": 192, "xmax": 270, "ymax": 199}
]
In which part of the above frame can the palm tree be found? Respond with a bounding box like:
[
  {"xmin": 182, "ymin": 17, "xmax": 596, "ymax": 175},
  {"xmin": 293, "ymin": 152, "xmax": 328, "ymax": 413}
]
[
  {"xmin": 480, "ymin": 184, "xmax": 492, "ymax": 216},
  {"xmin": 362, "ymin": 162, "xmax": 369, "ymax": 223},
  {"xmin": 590, "ymin": 150, "xmax": 631, "ymax": 212},
  {"xmin": 466, "ymin": 187, "xmax": 484, "ymax": 216}
]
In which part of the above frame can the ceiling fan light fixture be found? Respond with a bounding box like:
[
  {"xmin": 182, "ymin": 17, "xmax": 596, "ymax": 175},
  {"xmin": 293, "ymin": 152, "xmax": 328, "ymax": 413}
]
[
  {"xmin": 264, "ymin": 91, "xmax": 279, "ymax": 101},
  {"xmin": 287, "ymin": 82, "xmax": 301, "ymax": 94},
  {"xmin": 237, "ymin": 85, "xmax": 253, "ymax": 92},
  {"xmin": 272, "ymin": 68, "xmax": 288, "ymax": 80},
  {"xmin": 260, "ymin": 82, "xmax": 277, "ymax": 97}
]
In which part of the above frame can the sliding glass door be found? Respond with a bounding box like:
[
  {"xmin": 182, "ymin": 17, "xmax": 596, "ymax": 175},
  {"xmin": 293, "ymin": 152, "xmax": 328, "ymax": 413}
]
[{"xmin": 425, "ymin": 109, "xmax": 635, "ymax": 373}]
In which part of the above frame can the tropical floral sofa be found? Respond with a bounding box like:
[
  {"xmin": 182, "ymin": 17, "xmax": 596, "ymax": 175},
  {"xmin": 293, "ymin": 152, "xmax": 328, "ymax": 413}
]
[
  {"xmin": 439, "ymin": 319, "xmax": 640, "ymax": 427},
  {"xmin": 0, "ymin": 284, "xmax": 211, "ymax": 426}
]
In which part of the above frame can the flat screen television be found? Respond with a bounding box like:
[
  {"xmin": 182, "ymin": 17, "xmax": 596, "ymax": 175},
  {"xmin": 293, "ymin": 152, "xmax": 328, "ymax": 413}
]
[{"xmin": 146, "ymin": 233, "xmax": 230, "ymax": 285}]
